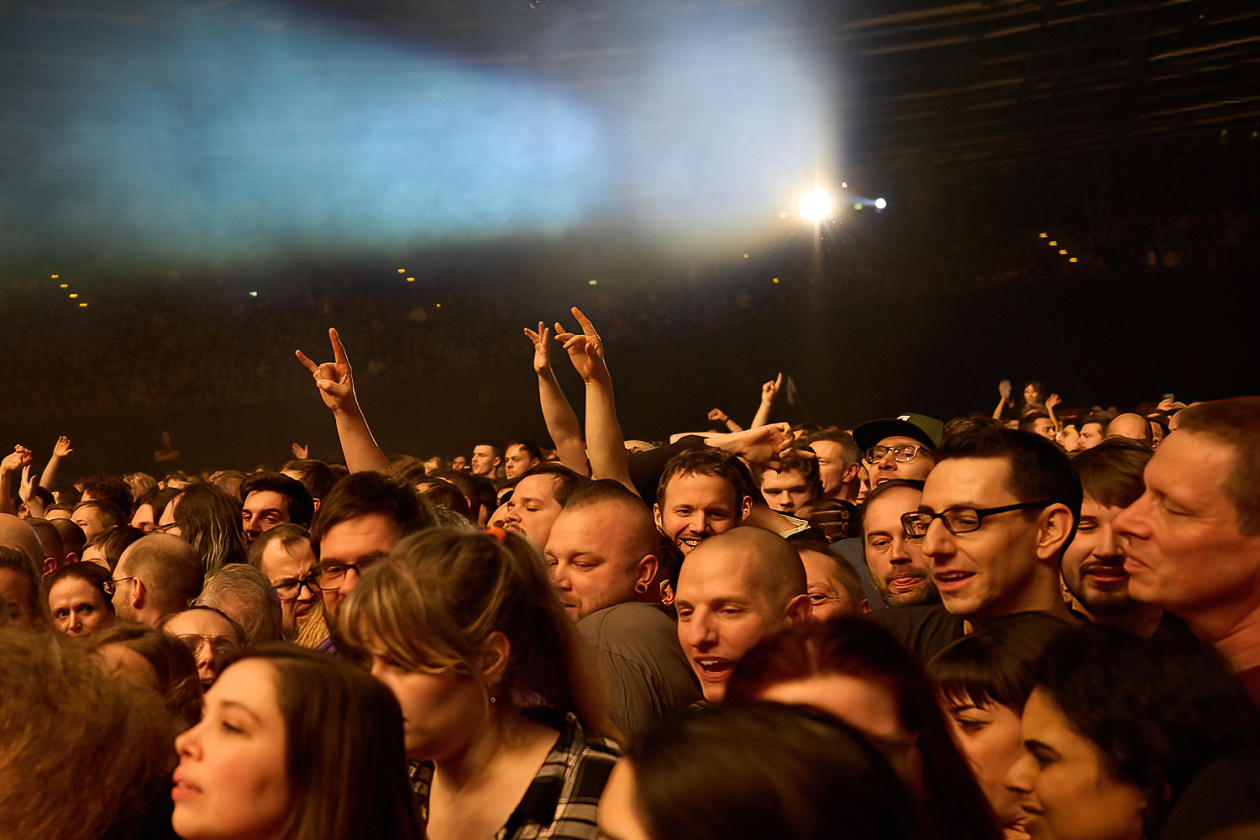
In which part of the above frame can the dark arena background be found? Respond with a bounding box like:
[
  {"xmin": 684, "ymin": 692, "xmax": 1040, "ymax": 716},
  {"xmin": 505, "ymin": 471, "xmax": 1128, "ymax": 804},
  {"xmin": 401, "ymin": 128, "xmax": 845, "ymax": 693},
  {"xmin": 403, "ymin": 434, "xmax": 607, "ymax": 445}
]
[{"xmin": 2, "ymin": 0, "xmax": 1258, "ymax": 474}]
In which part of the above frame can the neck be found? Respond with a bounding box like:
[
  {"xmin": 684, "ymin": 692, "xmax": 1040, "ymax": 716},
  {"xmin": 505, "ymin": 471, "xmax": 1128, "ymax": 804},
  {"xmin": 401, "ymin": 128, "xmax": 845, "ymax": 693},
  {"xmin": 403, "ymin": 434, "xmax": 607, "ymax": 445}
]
[
  {"xmin": 970, "ymin": 580, "xmax": 1074, "ymax": 630},
  {"xmin": 1185, "ymin": 606, "xmax": 1260, "ymax": 673},
  {"xmin": 433, "ymin": 708, "xmax": 512, "ymax": 790},
  {"xmin": 1074, "ymin": 600, "xmax": 1165, "ymax": 639}
]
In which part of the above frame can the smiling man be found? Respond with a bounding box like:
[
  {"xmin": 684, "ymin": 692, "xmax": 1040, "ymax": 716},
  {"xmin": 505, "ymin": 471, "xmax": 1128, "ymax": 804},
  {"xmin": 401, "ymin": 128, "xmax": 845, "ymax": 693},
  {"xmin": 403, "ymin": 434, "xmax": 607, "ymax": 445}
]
[
  {"xmin": 654, "ymin": 448, "xmax": 751, "ymax": 555},
  {"xmin": 907, "ymin": 426, "xmax": 1080, "ymax": 629},
  {"xmin": 545, "ymin": 480, "xmax": 699, "ymax": 735},
  {"xmin": 239, "ymin": 472, "xmax": 313, "ymax": 543},
  {"xmin": 852, "ymin": 413, "xmax": 943, "ymax": 491},
  {"xmin": 674, "ymin": 526, "xmax": 811, "ymax": 702},
  {"xmin": 1112, "ymin": 397, "xmax": 1260, "ymax": 699},
  {"xmin": 1062, "ymin": 437, "xmax": 1164, "ymax": 638}
]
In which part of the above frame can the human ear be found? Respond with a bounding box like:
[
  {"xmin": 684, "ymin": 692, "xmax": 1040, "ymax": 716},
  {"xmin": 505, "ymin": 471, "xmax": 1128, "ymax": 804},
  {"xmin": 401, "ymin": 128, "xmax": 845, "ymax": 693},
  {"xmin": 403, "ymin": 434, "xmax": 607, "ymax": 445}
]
[
  {"xmin": 784, "ymin": 592, "xmax": 812, "ymax": 625},
  {"xmin": 634, "ymin": 554, "xmax": 659, "ymax": 596},
  {"xmin": 480, "ymin": 631, "xmax": 511, "ymax": 685},
  {"xmin": 1036, "ymin": 504, "xmax": 1075, "ymax": 560}
]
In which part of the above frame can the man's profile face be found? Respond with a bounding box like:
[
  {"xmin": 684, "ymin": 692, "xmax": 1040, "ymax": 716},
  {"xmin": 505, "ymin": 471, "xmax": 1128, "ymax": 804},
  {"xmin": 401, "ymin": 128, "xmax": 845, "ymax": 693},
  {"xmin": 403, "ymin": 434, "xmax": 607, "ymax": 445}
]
[
  {"xmin": 503, "ymin": 474, "xmax": 564, "ymax": 548},
  {"xmin": 1061, "ymin": 496, "xmax": 1142, "ymax": 618},
  {"xmin": 674, "ymin": 540, "xmax": 791, "ymax": 701},
  {"xmin": 863, "ymin": 486, "xmax": 937, "ymax": 608},
  {"xmin": 1079, "ymin": 423, "xmax": 1104, "ymax": 449},
  {"xmin": 1112, "ymin": 431, "xmax": 1260, "ymax": 621},
  {"xmin": 866, "ymin": 435, "xmax": 936, "ymax": 486},
  {"xmin": 72, "ymin": 506, "xmax": 107, "ymax": 540},
  {"xmin": 654, "ymin": 472, "xmax": 747, "ymax": 554},
  {"xmin": 810, "ymin": 441, "xmax": 852, "ymax": 498},
  {"xmin": 503, "ymin": 445, "xmax": 537, "ymax": 481},
  {"xmin": 799, "ymin": 549, "xmax": 863, "ymax": 621},
  {"xmin": 470, "ymin": 445, "xmax": 499, "ymax": 477},
  {"xmin": 110, "ymin": 556, "xmax": 137, "ymax": 621},
  {"xmin": 919, "ymin": 457, "xmax": 1046, "ymax": 621},
  {"xmin": 317, "ymin": 512, "xmax": 402, "ymax": 618},
  {"xmin": 759, "ymin": 467, "xmax": 815, "ymax": 514},
  {"xmin": 1030, "ymin": 418, "xmax": 1056, "ymax": 441},
  {"xmin": 544, "ymin": 504, "xmax": 653, "ymax": 621},
  {"xmin": 242, "ymin": 491, "xmax": 292, "ymax": 542}
]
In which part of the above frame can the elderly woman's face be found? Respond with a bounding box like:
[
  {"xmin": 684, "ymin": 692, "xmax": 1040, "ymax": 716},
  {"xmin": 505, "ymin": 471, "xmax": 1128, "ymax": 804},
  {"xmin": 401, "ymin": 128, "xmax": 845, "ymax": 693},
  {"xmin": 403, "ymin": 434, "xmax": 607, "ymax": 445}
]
[
  {"xmin": 1005, "ymin": 689, "xmax": 1146, "ymax": 840},
  {"xmin": 164, "ymin": 609, "xmax": 242, "ymax": 691}
]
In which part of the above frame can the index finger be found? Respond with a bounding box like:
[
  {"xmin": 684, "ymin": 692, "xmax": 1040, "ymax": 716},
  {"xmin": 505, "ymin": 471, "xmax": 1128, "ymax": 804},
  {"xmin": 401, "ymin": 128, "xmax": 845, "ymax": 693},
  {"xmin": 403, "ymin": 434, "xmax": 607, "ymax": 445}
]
[
  {"xmin": 295, "ymin": 349, "xmax": 320, "ymax": 374},
  {"xmin": 570, "ymin": 307, "xmax": 598, "ymax": 338},
  {"xmin": 329, "ymin": 328, "xmax": 349, "ymax": 365}
]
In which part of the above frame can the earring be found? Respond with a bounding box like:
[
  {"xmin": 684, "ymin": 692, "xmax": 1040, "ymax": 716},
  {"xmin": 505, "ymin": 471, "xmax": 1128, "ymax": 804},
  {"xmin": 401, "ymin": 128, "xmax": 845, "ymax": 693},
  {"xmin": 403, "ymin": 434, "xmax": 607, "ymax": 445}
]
[{"xmin": 634, "ymin": 582, "xmax": 648, "ymax": 594}]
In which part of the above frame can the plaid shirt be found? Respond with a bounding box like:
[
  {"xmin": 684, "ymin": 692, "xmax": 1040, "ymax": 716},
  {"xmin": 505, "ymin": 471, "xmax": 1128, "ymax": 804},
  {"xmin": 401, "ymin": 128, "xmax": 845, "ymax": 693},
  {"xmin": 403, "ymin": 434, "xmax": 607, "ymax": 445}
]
[{"xmin": 408, "ymin": 710, "xmax": 620, "ymax": 840}]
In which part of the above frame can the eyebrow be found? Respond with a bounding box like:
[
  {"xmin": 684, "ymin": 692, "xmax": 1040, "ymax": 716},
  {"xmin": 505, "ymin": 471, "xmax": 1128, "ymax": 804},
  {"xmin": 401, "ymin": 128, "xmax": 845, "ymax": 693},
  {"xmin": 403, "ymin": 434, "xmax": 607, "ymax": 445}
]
[{"xmin": 217, "ymin": 699, "xmax": 262, "ymax": 723}]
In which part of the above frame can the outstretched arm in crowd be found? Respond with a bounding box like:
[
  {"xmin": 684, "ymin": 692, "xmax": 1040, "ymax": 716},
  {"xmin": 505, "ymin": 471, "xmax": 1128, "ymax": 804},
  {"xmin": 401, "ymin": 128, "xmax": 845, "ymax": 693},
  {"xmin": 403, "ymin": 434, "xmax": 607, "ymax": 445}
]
[
  {"xmin": 0, "ymin": 446, "xmax": 32, "ymax": 516},
  {"xmin": 749, "ymin": 373, "xmax": 782, "ymax": 429},
  {"xmin": 38, "ymin": 435, "xmax": 72, "ymax": 493},
  {"xmin": 708, "ymin": 408, "xmax": 743, "ymax": 433},
  {"xmin": 554, "ymin": 307, "xmax": 635, "ymax": 495},
  {"xmin": 295, "ymin": 328, "xmax": 390, "ymax": 474},
  {"xmin": 1045, "ymin": 392, "xmax": 1063, "ymax": 431},
  {"xmin": 993, "ymin": 379, "xmax": 1013, "ymax": 420},
  {"xmin": 524, "ymin": 322, "xmax": 589, "ymax": 476}
]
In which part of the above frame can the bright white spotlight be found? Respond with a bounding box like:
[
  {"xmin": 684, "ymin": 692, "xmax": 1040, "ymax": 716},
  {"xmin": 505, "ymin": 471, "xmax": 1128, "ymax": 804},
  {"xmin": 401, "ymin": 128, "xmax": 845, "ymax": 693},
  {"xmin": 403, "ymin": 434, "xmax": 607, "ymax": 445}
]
[
  {"xmin": 799, "ymin": 187, "xmax": 834, "ymax": 223},
  {"xmin": 875, "ymin": 197, "xmax": 887, "ymax": 210}
]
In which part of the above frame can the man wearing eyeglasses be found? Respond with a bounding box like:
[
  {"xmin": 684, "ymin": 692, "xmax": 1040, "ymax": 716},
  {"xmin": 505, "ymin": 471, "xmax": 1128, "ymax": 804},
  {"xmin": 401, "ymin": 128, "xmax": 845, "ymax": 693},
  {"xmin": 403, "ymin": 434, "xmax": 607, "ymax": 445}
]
[
  {"xmin": 110, "ymin": 533, "xmax": 204, "ymax": 627},
  {"xmin": 851, "ymin": 414, "xmax": 944, "ymax": 491},
  {"xmin": 308, "ymin": 472, "xmax": 437, "ymax": 650},
  {"xmin": 247, "ymin": 523, "xmax": 320, "ymax": 640},
  {"xmin": 907, "ymin": 425, "xmax": 1081, "ymax": 628}
]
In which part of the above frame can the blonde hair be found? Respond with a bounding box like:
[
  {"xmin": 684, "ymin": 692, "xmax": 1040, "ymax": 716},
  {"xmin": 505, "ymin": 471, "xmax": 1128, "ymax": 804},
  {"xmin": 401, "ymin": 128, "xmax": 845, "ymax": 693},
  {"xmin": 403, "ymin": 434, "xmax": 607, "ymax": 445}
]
[{"xmin": 339, "ymin": 527, "xmax": 615, "ymax": 739}]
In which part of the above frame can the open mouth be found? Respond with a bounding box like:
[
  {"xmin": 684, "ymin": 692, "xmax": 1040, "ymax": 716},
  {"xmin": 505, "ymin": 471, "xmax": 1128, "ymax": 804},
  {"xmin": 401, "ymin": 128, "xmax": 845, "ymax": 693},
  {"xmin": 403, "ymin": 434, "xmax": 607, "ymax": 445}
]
[
  {"xmin": 677, "ymin": 536, "xmax": 703, "ymax": 552},
  {"xmin": 693, "ymin": 657, "xmax": 734, "ymax": 681},
  {"xmin": 933, "ymin": 570, "xmax": 974, "ymax": 593}
]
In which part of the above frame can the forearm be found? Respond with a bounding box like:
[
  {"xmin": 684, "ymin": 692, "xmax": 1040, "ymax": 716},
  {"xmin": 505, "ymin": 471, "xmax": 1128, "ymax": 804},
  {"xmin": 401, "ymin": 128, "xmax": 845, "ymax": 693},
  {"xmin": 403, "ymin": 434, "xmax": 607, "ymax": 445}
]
[
  {"xmin": 724, "ymin": 417, "xmax": 743, "ymax": 432},
  {"xmin": 750, "ymin": 399, "xmax": 773, "ymax": 430},
  {"xmin": 993, "ymin": 397, "xmax": 1006, "ymax": 420},
  {"xmin": 538, "ymin": 369, "xmax": 589, "ymax": 475},
  {"xmin": 584, "ymin": 378, "xmax": 636, "ymax": 495},
  {"xmin": 332, "ymin": 404, "xmax": 391, "ymax": 474},
  {"xmin": 0, "ymin": 470, "xmax": 16, "ymax": 515},
  {"xmin": 39, "ymin": 455, "xmax": 60, "ymax": 492}
]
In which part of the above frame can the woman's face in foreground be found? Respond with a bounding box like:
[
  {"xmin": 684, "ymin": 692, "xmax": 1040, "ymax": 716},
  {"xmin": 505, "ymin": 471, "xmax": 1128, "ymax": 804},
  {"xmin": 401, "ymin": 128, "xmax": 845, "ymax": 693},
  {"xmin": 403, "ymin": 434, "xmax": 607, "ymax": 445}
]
[
  {"xmin": 1005, "ymin": 688, "xmax": 1146, "ymax": 840},
  {"xmin": 943, "ymin": 695, "xmax": 1026, "ymax": 832},
  {"xmin": 172, "ymin": 658, "xmax": 290, "ymax": 840}
]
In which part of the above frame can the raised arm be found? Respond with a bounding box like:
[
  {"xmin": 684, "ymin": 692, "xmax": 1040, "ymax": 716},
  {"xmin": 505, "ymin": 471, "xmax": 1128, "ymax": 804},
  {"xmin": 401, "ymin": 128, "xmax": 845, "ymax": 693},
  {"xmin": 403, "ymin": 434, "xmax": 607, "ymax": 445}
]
[
  {"xmin": 295, "ymin": 328, "xmax": 390, "ymax": 474},
  {"xmin": 0, "ymin": 446, "xmax": 32, "ymax": 516},
  {"xmin": 749, "ymin": 373, "xmax": 782, "ymax": 429},
  {"xmin": 708, "ymin": 408, "xmax": 743, "ymax": 433},
  {"xmin": 554, "ymin": 308, "xmax": 636, "ymax": 495},
  {"xmin": 1044, "ymin": 392, "xmax": 1063, "ymax": 431},
  {"xmin": 993, "ymin": 379, "xmax": 1012, "ymax": 420},
  {"xmin": 524, "ymin": 322, "xmax": 589, "ymax": 476},
  {"xmin": 38, "ymin": 435, "xmax": 72, "ymax": 492}
]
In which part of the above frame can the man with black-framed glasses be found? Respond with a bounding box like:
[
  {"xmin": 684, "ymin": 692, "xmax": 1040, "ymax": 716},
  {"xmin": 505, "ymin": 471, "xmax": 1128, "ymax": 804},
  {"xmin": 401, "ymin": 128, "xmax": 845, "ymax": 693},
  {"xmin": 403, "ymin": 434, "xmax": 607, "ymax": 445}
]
[{"xmin": 913, "ymin": 425, "xmax": 1081, "ymax": 629}]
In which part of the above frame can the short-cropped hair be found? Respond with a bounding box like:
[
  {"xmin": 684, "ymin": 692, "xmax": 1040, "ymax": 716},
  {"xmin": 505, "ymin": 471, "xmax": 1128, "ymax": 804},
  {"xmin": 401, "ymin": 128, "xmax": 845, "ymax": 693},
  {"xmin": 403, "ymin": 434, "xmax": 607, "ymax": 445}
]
[
  {"xmin": 519, "ymin": 462, "xmax": 588, "ymax": 508},
  {"xmin": 310, "ymin": 472, "xmax": 436, "ymax": 557},
  {"xmin": 1070, "ymin": 437, "xmax": 1153, "ymax": 509},
  {"xmin": 1174, "ymin": 397, "xmax": 1260, "ymax": 536},
  {"xmin": 657, "ymin": 447, "xmax": 748, "ymax": 506},
  {"xmin": 937, "ymin": 425, "xmax": 1082, "ymax": 542},
  {"xmin": 240, "ymin": 472, "xmax": 315, "ymax": 529}
]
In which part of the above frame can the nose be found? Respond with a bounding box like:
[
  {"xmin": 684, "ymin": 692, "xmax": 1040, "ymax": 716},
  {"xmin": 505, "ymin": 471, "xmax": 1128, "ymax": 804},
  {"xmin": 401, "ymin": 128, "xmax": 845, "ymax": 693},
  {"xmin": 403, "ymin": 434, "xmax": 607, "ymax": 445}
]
[
  {"xmin": 551, "ymin": 561, "xmax": 572, "ymax": 590},
  {"xmin": 921, "ymin": 518, "xmax": 953, "ymax": 561},
  {"xmin": 68, "ymin": 612, "xmax": 84, "ymax": 634},
  {"xmin": 338, "ymin": 566, "xmax": 362, "ymax": 599},
  {"xmin": 888, "ymin": 534, "xmax": 912, "ymax": 565},
  {"xmin": 1094, "ymin": 523, "xmax": 1124, "ymax": 560},
  {"xmin": 1111, "ymin": 494, "xmax": 1149, "ymax": 542},
  {"xmin": 1004, "ymin": 749, "xmax": 1037, "ymax": 796},
  {"xmin": 681, "ymin": 612, "xmax": 716, "ymax": 650},
  {"xmin": 175, "ymin": 720, "xmax": 202, "ymax": 757}
]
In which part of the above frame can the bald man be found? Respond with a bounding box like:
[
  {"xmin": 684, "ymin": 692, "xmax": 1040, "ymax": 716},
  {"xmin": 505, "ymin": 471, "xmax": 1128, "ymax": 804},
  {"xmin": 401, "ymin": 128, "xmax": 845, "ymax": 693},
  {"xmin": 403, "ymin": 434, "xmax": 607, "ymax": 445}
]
[
  {"xmin": 110, "ymin": 533, "xmax": 203, "ymax": 626},
  {"xmin": 674, "ymin": 526, "xmax": 811, "ymax": 702},
  {"xmin": 1107, "ymin": 413, "xmax": 1152, "ymax": 443},
  {"xmin": 545, "ymin": 480, "xmax": 700, "ymax": 736}
]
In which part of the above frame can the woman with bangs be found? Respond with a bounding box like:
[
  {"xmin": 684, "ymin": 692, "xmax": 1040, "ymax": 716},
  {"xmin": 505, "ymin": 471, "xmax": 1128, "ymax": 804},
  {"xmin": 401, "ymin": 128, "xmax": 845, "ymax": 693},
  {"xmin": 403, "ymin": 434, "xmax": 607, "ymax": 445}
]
[
  {"xmin": 927, "ymin": 613, "xmax": 1071, "ymax": 840},
  {"xmin": 338, "ymin": 526, "xmax": 619, "ymax": 840}
]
